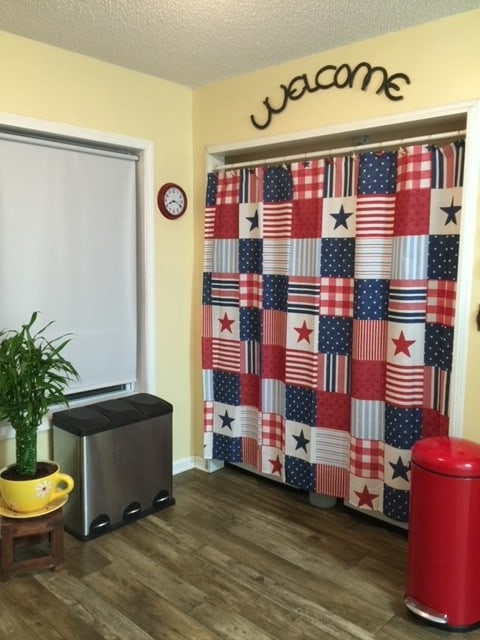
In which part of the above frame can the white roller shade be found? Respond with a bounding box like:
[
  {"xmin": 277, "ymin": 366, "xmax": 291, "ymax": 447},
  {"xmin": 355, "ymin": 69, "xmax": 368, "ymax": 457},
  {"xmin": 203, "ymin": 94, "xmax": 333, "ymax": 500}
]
[{"xmin": 0, "ymin": 134, "xmax": 137, "ymax": 395}]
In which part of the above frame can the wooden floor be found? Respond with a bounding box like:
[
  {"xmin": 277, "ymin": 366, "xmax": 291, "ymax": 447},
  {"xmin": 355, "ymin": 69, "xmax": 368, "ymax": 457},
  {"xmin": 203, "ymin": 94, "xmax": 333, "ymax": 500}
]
[{"xmin": 1, "ymin": 465, "xmax": 479, "ymax": 640}]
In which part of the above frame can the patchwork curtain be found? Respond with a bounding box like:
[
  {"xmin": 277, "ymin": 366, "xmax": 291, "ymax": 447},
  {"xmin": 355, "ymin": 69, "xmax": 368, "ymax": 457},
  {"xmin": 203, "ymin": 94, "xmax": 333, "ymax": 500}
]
[{"xmin": 202, "ymin": 141, "xmax": 464, "ymax": 523}]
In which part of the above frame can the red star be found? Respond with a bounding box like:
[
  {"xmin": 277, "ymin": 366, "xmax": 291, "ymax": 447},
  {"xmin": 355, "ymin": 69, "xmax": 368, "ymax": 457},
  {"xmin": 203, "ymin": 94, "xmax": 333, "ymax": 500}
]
[
  {"xmin": 354, "ymin": 485, "xmax": 379, "ymax": 509},
  {"xmin": 218, "ymin": 312, "xmax": 234, "ymax": 333},
  {"xmin": 269, "ymin": 455, "xmax": 283, "ymax": 475},
  {"xmin": 294, "ymin": 320, "xmax": 313, "ymax": 343},
  {"xmin": 392, "ymin": 330, "xmax": 415, "ymax": 357}
]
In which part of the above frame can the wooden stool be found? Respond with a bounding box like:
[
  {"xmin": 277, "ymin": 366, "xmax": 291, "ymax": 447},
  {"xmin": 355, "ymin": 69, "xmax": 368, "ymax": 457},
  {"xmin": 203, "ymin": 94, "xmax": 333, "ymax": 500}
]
[{"xmin": 0, "ymin": 508, "xmax": 64, "ymax": 581}]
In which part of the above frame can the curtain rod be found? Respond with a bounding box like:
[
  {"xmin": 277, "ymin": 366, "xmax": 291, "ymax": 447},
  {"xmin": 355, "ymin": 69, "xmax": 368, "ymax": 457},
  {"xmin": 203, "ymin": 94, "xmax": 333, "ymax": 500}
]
[{"xmin": 214, "ymin": 129, "xmax": 466, "ymax": 171}]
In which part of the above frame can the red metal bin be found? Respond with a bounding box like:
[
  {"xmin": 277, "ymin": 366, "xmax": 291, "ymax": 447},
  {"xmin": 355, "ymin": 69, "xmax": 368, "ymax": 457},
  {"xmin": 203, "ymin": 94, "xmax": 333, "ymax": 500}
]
[{"xmin": 405, "ymin": 436, "xmax": 480, "ymax": 631}]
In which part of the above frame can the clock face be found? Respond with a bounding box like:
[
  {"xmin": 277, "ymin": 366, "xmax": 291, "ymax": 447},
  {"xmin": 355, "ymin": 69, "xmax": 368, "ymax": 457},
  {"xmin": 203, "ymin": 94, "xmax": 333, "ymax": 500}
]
[{"xmin": 158, "ymin": 183, "xmax": 187, "ymax": 219}]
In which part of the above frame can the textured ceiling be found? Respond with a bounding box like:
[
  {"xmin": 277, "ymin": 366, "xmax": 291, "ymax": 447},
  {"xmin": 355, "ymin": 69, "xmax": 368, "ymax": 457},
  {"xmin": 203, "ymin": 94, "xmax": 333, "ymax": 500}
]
[{"xmin": 0, "ymin": 0, "xmax": 478, "ymax": 88}]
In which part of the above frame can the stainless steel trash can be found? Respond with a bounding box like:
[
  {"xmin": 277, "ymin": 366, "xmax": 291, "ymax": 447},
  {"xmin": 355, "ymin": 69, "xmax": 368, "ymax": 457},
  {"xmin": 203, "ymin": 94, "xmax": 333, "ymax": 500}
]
[{"xmin": 52, "ymin": 393, "xmax": 174, "ymax": 540}]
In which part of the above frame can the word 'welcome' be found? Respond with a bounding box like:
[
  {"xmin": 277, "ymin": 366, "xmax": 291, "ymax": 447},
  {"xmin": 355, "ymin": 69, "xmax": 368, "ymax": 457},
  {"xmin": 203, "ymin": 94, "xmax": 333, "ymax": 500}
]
[{"xmin": 250, "ymin": 61, "xmax": 411, "ymax": 130}]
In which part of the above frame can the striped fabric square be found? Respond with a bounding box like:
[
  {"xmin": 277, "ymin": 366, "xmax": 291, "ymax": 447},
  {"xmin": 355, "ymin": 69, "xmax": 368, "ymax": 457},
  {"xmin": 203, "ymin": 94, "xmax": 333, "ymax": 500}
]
[
  {"xmin": 211, "ymin": 274, "xmax": 239, "ymax": 307},
  {"xmin": 315, "ymin": 464, "xmax": 349, "ymax": 498},
  {"xmin": 203, "ymin": 238, "xmax": 214, "ymax": 272},
  {"xmin": 261, "ymin": 412, "xmax": 285, "ymax": 449},
  {"xmin": 423, "ymin": 366, "xmax": 450, "ymax": 415},
  {"xmin": 285, "ymin": 348, "xmax": 317, "ymax": 389},
  {"xmin": 290, "ymin": 159, "xmax": 325, "ymax": 199},
  {"xmin": 263, "ymin": 202, "xmax": 292, "ymax": 238},
  {"xmin": 351, "ymin": 399, "xmax": 385, "ymax": 440},
  {"xmin": 349, "ymin": 437, "xmax": 384, "ymax": 479},
  {"xmin": 239, "ymin": 273, "xmax": 262, "ymax": 308},
  {"xmin": 240, "ymin": 406, "xmax": 261, "ymax": 440},
  {"xmin": 431, "ymin": 140, "xmax": 465, "ymax": 189},
  {"xmin": 287, "ymin": 277, "xmax": 320, "ymax": 315},
  {"xmin": 387, "ymin": 281, "xmax": 427, "ymax": 324},
  {"xmin": 240, "ymin": 339, "xmax": 259, "ymax": 375},
  {"xmin": 324, "ymin": 155, "xmax": 359, "ymax": 198},
  {"xmin": 289, "ymin": 238, "xmax": 321, "ymax": 277},
  {"xmin": 319, "ymin": 277, "xmax": 354, "ymax": 317},
  {"xmin": 212, "ymin": 338, "xmax": 241, "ymax": 373},
  {"xmin": 261, "ymin": 378, "xmax": 285, "ymax": 415},
  {"xmin": 242, "ymin": 437, "xmax": 259, "ymax": 466},
  {"xmin": 391, "ymin": 235, "xmax": 428, "ymax": 280},
  {"xmin": 356, "ymin": 194, "xmax": 395, "ymax": 238},
  {"xmin": 385, "ymin": 363, "xmax": 424, "ymax": 408},
  {"xmin": 212, "ymin": 239, "xmax": 239, "ymax": 273},
  {"xmin": 263, "ymin": 239, "xmax": 290, "ymax": 275},
  {"xmin": 354, "ymin": 238, "xmax": 393, "ymax": 279},
  {"xmin": 317, "ymin": 354, "xmax": 350, "ymax": 394},
  {"xmin": 426, "ymin": 280, "xmax": 456, "ymax": 326},
  {"xmin": 396, "ymin": 144, "xmax": 431, "ymax": 190},
  {"xmin": 262, "ymin": 310, "xmax": 287, "ymax": 345},
  {"xmin": 204, "ymin": 206, "xmax": 216, "ymax": 240},
  {"xmin": 239, "ymin": 167, "xmax": 263, "ymax": 204},
  {"xmin": 352, "ymin": 320, "xmax": 387, "ymax": 361},
  {"xmin": 312, "ymin": 427, "xmax": 350, "ymax": 467}
]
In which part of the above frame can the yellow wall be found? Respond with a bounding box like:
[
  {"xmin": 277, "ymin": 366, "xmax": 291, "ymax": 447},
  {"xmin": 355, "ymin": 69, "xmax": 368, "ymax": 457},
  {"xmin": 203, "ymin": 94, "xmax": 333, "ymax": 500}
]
[
  {"xmin": 192, "ymin": 9, "xmax": 480, "ymax": 453},
  {"xmin": 0, "ymin": 30, "xmax": 194, "ymax": 467}
]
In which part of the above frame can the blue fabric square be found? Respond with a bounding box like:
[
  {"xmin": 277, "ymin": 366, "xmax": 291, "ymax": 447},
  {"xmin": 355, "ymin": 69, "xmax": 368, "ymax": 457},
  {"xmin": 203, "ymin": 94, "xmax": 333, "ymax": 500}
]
[
  {"xmin": 212, "ymin": 434, "xmax": 242, "ymax": 462},
  {"xmin": 358, "ymin": 152, "xmax": 397, "ymax": 195},
  {"xmin": 318, "ymin": 317, "xmax": 352, "ymax": 355},
  {"xmin": 284, "ymin": 455, "xmax": 316, "ymax": 491},
  {"xmin": 264, "ymin": 166, "xmax": 292, "ymax": 202},
  {"xmin": 205, "ymin": 173, "xmax": 218, "ymax": 206},
  {"xmin": 239, "ymin": 238, "xmax": 263, "ymax": 274},
  {"xmin": 425, "ymin": 323, "xmax": 454, "ymax": 369},
  {"xmin": 263, "ymin": 274, "xmax": 288, "ymax": 310},
  {"xmin": 213, "ymin": 371, "xmax": 240, "ymax": 405},
  {"xmin": 384, "ymin": 407, "xmax": 421, "ymax": 448},
  {"xmin": 354, "ymin": 279, "xmax": 389, "ymax": 319},
  {"xmin": 285, "ymin": 385, "xmax": 316, "ymax": 426},
  {"xmin": 320, "ymin": 238, "xmax": 355, "ymax": 277},
  {"xmin": 383, "ymin": 485, "xmax": 409, "ymax": 523},
  {"xmin": 240, "ymin": 307, "xmax": 261, "ymax": 341},
  {"xmin": 428, "ymin": 235, "xmax": 459, "ymax": 280},
  {"xmin": 202, "ymin": 272, "xmax": 212, "ymax": 305}
]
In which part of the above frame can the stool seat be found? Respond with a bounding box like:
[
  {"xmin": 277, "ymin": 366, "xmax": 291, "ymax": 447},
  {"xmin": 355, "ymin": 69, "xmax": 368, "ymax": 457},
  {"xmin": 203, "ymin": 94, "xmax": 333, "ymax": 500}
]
[{"xmin": 0, "ymin": 507, "xmax": 64, "ymax": 581}]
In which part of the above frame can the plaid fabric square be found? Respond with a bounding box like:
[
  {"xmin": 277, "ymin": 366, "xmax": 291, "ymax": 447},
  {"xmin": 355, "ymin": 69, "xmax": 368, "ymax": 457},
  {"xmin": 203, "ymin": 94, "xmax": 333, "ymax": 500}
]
[
  {"xmin": 290, "ymin": 159, "xmax": 325, "ymax": 199},
  {"xmin": 316, "ymin": 390, "xmax": 350, "ymax": 430},
  {"xmin": 239, "ymin": 273, "xmax": 262, "ymax": 307},
  {"xmin": 396, "ymin": 145, "xmax": 431, "ymax": 191},
  {"xmin": 319, "ymin": 277, "xmax": 354, "ymax": 316},
  {"xmin": 261, "ymin": 412, "xmax": 285, "ymax": 449},
  {"xmin": 426, "ymin": 280, "xmax": 456, "ymax": 326},
  {"xmin": 203, "ymin": 401, "xmax": 214, "ymax": 432},
  {"xmin": 291, "ymin": 198, "xmax": 322, "ymax": 238},
  {"xmin": 216, "ymin": 171, "xmax": 240, "ymax": 204},
  {"xmin": 350, "ymin": 437, "xmax": 384, "ymax": 479},
  {"xmin": 285, "ymin": 348, "xmax": 318, "ymax": 389}
]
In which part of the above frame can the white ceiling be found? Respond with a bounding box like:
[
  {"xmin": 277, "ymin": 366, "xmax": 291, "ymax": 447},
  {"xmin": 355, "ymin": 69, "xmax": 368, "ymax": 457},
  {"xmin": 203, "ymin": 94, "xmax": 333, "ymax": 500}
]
[{"xmin": 0, "ymin": 0, "xmax": 478, "ymax": 88}]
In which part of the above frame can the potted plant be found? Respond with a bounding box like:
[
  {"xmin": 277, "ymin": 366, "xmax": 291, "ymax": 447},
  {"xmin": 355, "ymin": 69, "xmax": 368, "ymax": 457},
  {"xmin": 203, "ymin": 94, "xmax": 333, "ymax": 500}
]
[{"xmin": 0, "ymin": 311, "xmax": 79, "ymax": 513}]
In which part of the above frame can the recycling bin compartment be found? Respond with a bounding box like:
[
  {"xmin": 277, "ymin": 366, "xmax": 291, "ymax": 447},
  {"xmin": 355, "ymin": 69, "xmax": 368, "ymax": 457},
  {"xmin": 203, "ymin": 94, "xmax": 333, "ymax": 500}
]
[
  {"xmin": 52, "ymin": 393, "xmax": 174, "ymax": 540},
  {"xmin": 405, "ymin": 436, "xmax": 480, "ymax": 632}
]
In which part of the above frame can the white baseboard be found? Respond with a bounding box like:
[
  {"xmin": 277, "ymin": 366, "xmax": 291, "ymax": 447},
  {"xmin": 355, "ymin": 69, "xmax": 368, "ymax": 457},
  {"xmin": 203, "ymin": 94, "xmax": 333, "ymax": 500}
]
[{"xmin": 172, "ymin": 456, "xmax": 225, "ymax": 475}]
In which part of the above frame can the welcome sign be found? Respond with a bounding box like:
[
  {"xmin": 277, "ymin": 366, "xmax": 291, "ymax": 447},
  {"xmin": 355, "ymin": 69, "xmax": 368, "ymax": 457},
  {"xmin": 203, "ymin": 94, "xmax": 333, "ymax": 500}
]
[{"xmin": 250, "ymin": 61, "xmax": 411, "ymax": 130}]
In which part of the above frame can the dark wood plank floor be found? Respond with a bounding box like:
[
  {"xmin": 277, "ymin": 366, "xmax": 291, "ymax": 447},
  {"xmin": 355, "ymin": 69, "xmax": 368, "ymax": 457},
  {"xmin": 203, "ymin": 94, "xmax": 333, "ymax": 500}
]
[{"xmin": 1, "ymin": 465, "xmax": 479, "ymax": 639}]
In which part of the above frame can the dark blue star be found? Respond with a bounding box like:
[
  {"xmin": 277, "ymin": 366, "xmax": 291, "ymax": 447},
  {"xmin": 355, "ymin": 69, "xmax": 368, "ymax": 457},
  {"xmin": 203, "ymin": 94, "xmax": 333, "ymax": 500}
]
[
  {"xmin": 330, "ymin": 204, "xmax": 353, "ymax": 230},
  {"xmin": 246, "ymin": 209, "xmax": 259, "ymax": 231},
  {"xmin": 389, "ymin": 456, "xmax": 410, "ymax": 482},
  {"xmin": 440, "ymin": 197, "xmax": 461, "ymax": 225},
  {"xmin": 219, "ymin": 410, "xmax": 234, "ymax": 430},
  {"xmin": 292, "ymin": 429, "xmax": 310, "ymax": 453}
]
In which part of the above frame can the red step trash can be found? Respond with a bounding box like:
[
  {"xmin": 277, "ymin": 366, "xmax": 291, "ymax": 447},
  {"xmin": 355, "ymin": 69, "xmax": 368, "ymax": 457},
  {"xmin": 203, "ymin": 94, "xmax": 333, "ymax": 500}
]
[{"xmin": 405, "ymin": 436, "xmax": 480, "ymax": 631}]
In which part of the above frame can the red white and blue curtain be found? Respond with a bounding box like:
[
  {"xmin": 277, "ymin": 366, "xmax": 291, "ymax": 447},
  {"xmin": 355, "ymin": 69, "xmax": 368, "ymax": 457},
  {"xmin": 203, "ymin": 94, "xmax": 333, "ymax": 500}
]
[{"xmin": 202, "ymin": 141, "xmax": 464, "ymax": 523}]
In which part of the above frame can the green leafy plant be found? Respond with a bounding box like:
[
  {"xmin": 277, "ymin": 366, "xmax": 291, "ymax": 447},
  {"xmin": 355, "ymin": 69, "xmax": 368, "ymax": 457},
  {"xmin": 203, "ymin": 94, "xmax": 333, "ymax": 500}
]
[{"xmin": 0, "ymin": 311, "xmax": 79, "ymax": 477}]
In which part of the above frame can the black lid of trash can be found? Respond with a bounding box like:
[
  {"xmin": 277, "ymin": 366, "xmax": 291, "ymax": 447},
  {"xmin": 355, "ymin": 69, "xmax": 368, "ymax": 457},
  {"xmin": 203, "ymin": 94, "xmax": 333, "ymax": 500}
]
[
  {"xmin": 126, "ymin": 393, "xmax": 173, "ymax": 417},
  {"xmin": 95, "ymin": 398, "xmax": 143, "ymax": 427},
  {"xmin": 52, "ymin": 405, "xmax": 112, "ymax": 436}
]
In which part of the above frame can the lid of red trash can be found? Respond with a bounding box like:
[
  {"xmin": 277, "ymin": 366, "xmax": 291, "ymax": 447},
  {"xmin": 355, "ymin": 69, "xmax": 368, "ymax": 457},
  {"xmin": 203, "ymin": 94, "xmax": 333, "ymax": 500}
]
[{"xmin": 412, "ymin": 436, "xmax": 480, "ymax": 477}]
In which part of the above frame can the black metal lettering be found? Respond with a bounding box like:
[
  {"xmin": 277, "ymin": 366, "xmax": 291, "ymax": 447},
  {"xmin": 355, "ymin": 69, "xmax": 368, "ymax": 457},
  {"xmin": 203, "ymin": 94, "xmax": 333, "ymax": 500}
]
[
  {"xmin": 383, "ymin": 72, "xmax": 411, "ymax": 101},
  {"xmin": 333, "ymin": 63, "xmax": 352, "ymax": 88},
  {"xmin": 314, "ymin": 64, "xmax": 336, "ymax": 89}
]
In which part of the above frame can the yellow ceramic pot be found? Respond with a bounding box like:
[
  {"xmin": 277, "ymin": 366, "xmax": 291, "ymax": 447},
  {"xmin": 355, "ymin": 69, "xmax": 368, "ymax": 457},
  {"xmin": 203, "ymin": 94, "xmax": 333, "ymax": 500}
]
[{"xmin": 0, "ymin": 461, "xmax": 74, "ymax": 513}]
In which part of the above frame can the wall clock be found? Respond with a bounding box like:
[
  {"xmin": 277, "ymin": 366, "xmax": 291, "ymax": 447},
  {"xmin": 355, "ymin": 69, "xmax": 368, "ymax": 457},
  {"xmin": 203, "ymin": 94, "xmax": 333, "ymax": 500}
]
[{"xmin": 157, "ymin": 182, "xmax": 188, "ymax": 219}]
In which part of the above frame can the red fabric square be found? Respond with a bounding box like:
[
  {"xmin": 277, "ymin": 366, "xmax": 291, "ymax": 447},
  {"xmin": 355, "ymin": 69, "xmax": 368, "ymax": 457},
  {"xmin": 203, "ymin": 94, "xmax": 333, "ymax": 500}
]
[
  {"xmin": 351, "ymin": 360, "xmax": 386, "ymax": 400},
  {"xmin": 316, "ymin": 391, "xmax": 350, "ymax": 430},
  {"xmin": 421, "ymin": 409, "xmax": 449, "ymax": 438},
  {"xmin": 291, "ymin": 198, "xmax": 322, "ymax": 238},
  {"xmin": 261, "ymin": 344, "xmax": 285, "ymax": 380},
  {"xmin": 240, "ymin": 374, "xmax": 260, "ymax": 407},
  {"xmin": 214, "ymin": 203, "xmax": 239, "ymax": 238},
  {"xmin": 394, "ymin": 189, "xmax": 430, "ymax": 236},
  {"xmin": 202, "ymin": 337, "xmax": 213, "ymax": 369}
]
